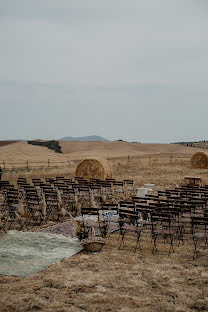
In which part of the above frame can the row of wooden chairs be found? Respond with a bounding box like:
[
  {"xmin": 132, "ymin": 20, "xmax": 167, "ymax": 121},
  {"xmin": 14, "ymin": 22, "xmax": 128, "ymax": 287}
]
[
  {"xmin": 78, "ymin": 184, "xmax": 207, "ymax": 258},
  {"xmin": 0, "ymin": 176, "xmax": 134, "ymax": 229}
]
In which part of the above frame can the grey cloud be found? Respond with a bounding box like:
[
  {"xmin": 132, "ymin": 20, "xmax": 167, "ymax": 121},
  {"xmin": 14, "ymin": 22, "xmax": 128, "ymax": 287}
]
[{"xmin": 0, "ymin": 0, "xmax": 207, "ymax": 142}]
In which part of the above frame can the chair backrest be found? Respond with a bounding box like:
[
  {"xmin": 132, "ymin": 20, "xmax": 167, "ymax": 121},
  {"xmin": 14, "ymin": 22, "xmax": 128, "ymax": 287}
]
[
  {"xmin": 120, "ymin": 200, "xmax": 135, "ymax": 207},
  {"xmin": 118, "ymin": 205, "xmax": 138, "ymax": 224},
  {"xmin": 81, "ymin": 207, "xmax": 99, "ymax": 219},
  {"xmin": 45, "ymin": 178, "xmax": 55, "ymax": 184},
  {"xmin": 102, "ymin": 203, "xmax": 118, "ymax": 211},
  {"xmin": 191, "ymin": 216, "xmax": 208, "ymax": 232},
  {"xmin": 56, "ymin": 176, "xmax": 65, "ymax": 181},
  {"xmin": 5, "ymin": 189, "xmax": 19, "ymax": 211},
  {"xmin": 44, "ymin": 190, "xmax": 58, "ymax": 203},
  {"xmin": 123, "ymin": 179, "xmax": 134, "ymax": 185},
  {"xmin": 17, "ymin": 178, "xmax": 27, "ymax": 184},
  {"xmin": 150, "ymin": 212, "xmax": 172, "ymax": 227},
  {"xmin": 25, "ymin": 190, "xmax": 40, "ymax": 205},
  {"xmin": 63, "ymin": 178, "xmax": 73, "ymax": 184},
  {"xmin": 113, "ymin": 181, "xmax": 124, "ymax": 188},
  {"xmin": 145, "ymin": 194, "xmax": 159, "ymax": 200}
]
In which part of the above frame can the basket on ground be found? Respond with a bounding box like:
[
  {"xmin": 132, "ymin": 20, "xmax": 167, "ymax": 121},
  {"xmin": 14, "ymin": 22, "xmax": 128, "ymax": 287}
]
[{"xmin": 81, "ymin": 227, "xmax": 106, "ymax": 252}]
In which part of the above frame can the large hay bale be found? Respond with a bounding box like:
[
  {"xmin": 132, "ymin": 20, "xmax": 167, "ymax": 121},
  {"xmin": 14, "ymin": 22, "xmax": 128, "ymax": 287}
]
[
  {"xmin": 75, "ymin": 158, "xmax": 112, "ymax": 180},
  {"xmin": 191, "ymin": 152, "xmax": 208, "ymax": 169}
]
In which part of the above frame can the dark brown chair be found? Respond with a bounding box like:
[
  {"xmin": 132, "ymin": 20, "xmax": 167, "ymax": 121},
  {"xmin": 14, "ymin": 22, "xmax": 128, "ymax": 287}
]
[
  {"xmin": 191, "ymin": 216, "xmax": 208, "ymax": 259},
  {"xmin": 118, "ymin": 207, "xmax": 143, "ymax": 252},
  {"xmin": 150, "ymin": 212, "xmax": 176, "ymax": 255},
  {"xmin": 81, "ymin": 207, "xmax": 107, "ymax": 237}
]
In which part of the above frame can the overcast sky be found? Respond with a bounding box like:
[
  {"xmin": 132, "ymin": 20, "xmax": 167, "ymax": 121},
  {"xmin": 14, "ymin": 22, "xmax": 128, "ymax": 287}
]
[{"xmin": 0, "ymin": 0, "xmax": 207, "ymax": 143}]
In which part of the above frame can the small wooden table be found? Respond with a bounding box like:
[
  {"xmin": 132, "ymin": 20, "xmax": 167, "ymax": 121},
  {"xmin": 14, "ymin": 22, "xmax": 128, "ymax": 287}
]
[{"xmin": 184, "ymin": 176, "xmax": 202, "ymax": 186}]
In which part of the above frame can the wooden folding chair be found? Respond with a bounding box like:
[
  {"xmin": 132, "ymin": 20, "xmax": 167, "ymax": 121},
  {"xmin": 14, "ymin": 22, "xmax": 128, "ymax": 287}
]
[
  {"xmin": 43, "ymin": 190, "xmax": 60, "ymax": 221},
  {"xmin": 150, "ymin": 212, "xmax": 176, "ymax": 255},
  {"xmin": 191, "ymin": 216, "xmax": 208, "ymax": 259},
  {"xmin": 81, "ymin": 207, "xmax": 107, "ymax": 238},
  {"xmin": 118, "ymin": 206, "xmax": 143, "ymax": 253},
  {"xmin": 25, "ymin": 189, "xmax": 43, "ymax": 225}
]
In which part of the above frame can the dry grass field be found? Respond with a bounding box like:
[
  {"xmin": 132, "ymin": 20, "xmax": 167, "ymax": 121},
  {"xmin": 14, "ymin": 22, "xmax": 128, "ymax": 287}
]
[
  {"xmin": 60, "ymin": 140, "xmax": 205, "ymax": 159},
  {"xmin": 0, "ymin": 232, "xmax": 207, "ymax": 312},
  {"xmin": 0, "ymin": 142, "xmax": 208, "ymax": 311},
  {"xmin": 3, "ymin": 155, "xmax": 208, "ymax": 190},
  {"xmin": 0, "ymin": 141, "xmax": 207, "ymax": 170},
  {"xmin": 0, "ymin": 142, "xmax": 71, "ymax": 169}
]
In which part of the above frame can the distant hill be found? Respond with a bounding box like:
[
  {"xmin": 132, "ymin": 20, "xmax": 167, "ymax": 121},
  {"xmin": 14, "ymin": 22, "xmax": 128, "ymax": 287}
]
[
  {"xmin": 60, "ymin": 135, "xmax": 108, "ymax": 142},
  {"xmin": 175, "ymin": 140, "xmax": 208, "ymax": 150},
  {"xmin": 0, "ymin": 140, "xmax": 20, "ymax": 148}
]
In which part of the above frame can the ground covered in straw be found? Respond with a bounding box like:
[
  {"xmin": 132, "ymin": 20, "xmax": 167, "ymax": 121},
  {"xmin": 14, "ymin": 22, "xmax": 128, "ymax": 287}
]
[
  {"xmin": 1, "ymin": 156, "xmax": 208, "ymax": 311},
  {"xmin": 0, "ymin": 232, "xmax": 207, "ymax": 312}
]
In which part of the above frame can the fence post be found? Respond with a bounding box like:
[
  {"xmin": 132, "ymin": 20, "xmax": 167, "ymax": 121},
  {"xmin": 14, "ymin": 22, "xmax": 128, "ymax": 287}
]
[
  {"xmin": 48, "ymin": 159, "xmax": 50, "ymax": 168},
  {"xmin": 128, "ymin": 155, "xmax": 130, "ymax": 161},
  {"xmin": 3, "ymin": 160, "xmax": 5, "ymax": 170},
  {"xmin": 170, "ymin": 155, "xmax": 173, "ymax": 165},
  {"xmin": 26, "ymin": 160, "xmax": 29, "ymax": 170}
]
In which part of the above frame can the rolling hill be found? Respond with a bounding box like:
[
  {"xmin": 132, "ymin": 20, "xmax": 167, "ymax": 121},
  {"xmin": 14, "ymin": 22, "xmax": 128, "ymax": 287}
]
[
  {"xmin": 60, "ymin": 135, "xmax": 108, "ymax": 142},
  {"xmin": 0, "ymin": 140, "xmax": 207, "ymax": 169},
  {"xmin": 0, "ymin": 141, "xmax": 70, "ymax": 168},
  {"xmin": 59, "ymin": 141, "xmax": 205, "ymax": 159}
]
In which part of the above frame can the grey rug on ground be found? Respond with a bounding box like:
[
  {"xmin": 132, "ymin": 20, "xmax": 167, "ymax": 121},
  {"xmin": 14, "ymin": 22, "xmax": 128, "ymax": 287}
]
[{"xmin": 0, "ymin": 231, "xmax": 83, "ymax": 278}]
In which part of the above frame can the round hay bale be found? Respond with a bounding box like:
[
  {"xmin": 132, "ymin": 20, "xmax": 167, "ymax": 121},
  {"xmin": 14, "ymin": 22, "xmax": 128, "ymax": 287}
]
[
  {"xmin": 75, "ymin": 158, "xmax": 112, "ymax": 180},
  {"xmin": 191, "ymin": 152, "xmax": 208, "ymax": 169}
]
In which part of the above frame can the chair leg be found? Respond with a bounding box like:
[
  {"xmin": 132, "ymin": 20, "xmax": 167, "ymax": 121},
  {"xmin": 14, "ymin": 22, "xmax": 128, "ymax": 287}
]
[
  {"xmin": 134, "ymin": 231, "xmax": 142, "ymax": 253},
  {"xmin": 193, "ymin": 237, "xmax": 197, "ymax": 260},
  {"xmin": 100, "ymin": 223, "xmax": 108, "ymax": 238},
  {"xmin": 152, "ymin": 234, "xmax": 158, "ymax": 254},
  {"xmin": 8, "ymin": 219, "xmax": 14, "ymax": 230},
  {"xmin": 204, "ymin": 238, "xmax": 208, "ymax": 249},
  {"xmin": 119, "ymin": 230, "xmax": 126, "ymax": 249},
  {"xmin": 168, "ymin": 235, "xmax": 174, "ymax": 256},
  {"xmin": 177, "ymin": 227, "xmax": 182, "ymax": 246},
  {"xmin": 118, "ymin": 227, "xmax": 123, "ymax": 241}
]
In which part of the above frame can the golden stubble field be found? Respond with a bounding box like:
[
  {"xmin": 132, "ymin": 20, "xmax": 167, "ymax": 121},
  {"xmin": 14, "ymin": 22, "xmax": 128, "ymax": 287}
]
[
  {"xmin": 0, "ymin": 232, "xmax": 207, "ymax": 312},
  {"xmin": 0, "ymin": 142, "xmax": 208, "ymax": 312},
  {"xmin": 1, "ymin": 140, "xmax": 208, "ymax": 189},
  {"xmin": 0, "ymin": 140, "xmax": 207, "ymax": 170},
  {"xmin": 3, "ymin": 156, "xmax": 208, "ymax": 190}
]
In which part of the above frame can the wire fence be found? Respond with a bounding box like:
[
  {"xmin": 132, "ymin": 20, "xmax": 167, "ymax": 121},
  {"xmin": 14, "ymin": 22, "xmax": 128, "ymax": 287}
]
[
  {"xmin": 0, "ymin": 154, "xmax": 190, "ymax": 172},
  {"xmin": 0, "ymin": 159, "xmax": 79, "ymax": 172}
]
